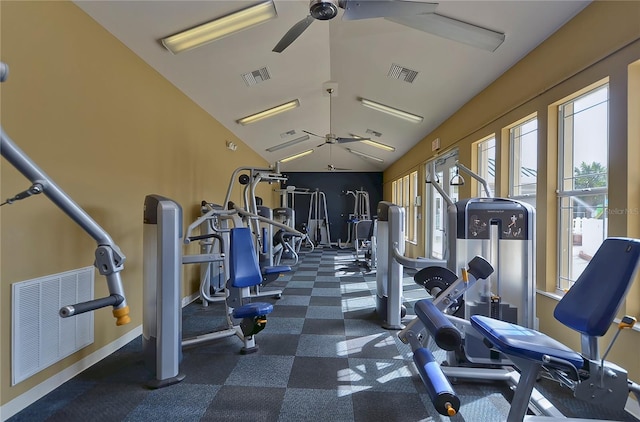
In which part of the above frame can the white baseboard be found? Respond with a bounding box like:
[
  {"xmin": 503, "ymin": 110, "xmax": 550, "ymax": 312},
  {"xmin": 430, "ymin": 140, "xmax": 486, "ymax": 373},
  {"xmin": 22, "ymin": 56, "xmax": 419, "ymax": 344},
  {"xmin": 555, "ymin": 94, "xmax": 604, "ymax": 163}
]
[
  {"xmin": 182, "ymin": 292, "xmax": 200, "ymax": 308},
  {"xmin": 1, "ymin": 325, "xmax": 142, "ymax": 422}
]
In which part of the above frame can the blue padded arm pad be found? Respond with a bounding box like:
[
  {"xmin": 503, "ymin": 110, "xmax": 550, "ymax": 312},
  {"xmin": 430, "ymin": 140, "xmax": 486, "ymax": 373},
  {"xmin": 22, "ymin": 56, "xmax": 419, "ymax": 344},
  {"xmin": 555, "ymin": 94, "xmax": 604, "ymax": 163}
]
[
  {"xmin": 232, "ymin": 302, "xmax": 274, "ymax": 319},
  {"xmin": 262, "ymin": 265, "xmax": 291, "ymax": 275},
  {"xmin": 470, "ymin": 315, "xmax": 584, "ymax": 370}
]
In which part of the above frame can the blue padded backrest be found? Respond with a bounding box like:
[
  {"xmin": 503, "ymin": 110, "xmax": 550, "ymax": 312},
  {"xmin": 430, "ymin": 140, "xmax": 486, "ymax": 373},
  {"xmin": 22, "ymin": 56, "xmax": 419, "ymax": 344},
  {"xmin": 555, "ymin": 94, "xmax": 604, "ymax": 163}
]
[
  {"xmin": 229, "ymin": 227, "xmax": 263, "ymax": 288},
  {"xmin": 554, "ymin": 237, "xmax": 640, "ymax": 337}
]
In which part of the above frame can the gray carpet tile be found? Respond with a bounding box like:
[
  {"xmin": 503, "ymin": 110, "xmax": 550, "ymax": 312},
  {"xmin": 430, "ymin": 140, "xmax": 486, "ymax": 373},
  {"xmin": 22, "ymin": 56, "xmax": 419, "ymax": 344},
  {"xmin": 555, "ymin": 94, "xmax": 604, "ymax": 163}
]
[
  {"xmin": 224, "ymin": 355, "xmax": 294, "ymax": 388},
  {"xmin": 202, "ymin": 385, "xmax": 285, "ymax": 422},
  {"xmin": 302, "ymin": 318, "xmax": 345, "ymax": 335},
  {"xmin": 295, "ymin": 334, "xmax": 348, "ymax": 357},
  {"xmin": 277, "ymin": 388, "xmax": 355, "ymax": 422},
  {"xmin": 309, "ymin": 296, "xmax": 342, "ymax": 306},
  {"xmin": 287, "ymin": 356, "xmax": 351, "ymax": 389},
  {"xmin": 305, "ymin": 305, "xmax": 345, "ymax": 319},
  {"xmin": 124, "ymin": 383, "xmax": 219, "ymax": 421}
]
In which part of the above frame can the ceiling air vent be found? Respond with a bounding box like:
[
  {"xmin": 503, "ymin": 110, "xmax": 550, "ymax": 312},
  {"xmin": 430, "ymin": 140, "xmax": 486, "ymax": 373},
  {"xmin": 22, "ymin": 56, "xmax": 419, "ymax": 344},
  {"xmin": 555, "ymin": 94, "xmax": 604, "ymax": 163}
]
[
  {"xmin": 388, "ymin": 63, "xmax": 418, "ymax": 83},
  {"xmin": 280, "ymin": 129, "xmax": 296, "ymax": 138},
  {"xmin": 242, "ymin": 66, "xmax": 271, "ymax": 87},
  {"xmin": 365, "ymin": 129, "xmax": 382, "ymax": 137}
]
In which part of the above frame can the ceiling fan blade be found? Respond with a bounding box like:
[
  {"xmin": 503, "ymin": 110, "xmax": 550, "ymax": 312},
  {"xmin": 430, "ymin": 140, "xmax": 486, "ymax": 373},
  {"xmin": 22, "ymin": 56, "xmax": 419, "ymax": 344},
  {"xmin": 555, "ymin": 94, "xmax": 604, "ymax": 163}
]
[
  {"xmin": 386, "ymin": 12, "xmax": 505, "ymax": 52},
  {"xmin": 341, "ymin": 0, "xmax": 437, "ymax": 21},
  {"xmin": 336, "ymin": 137, "xmax": 370, "ymax": 144},
  {"xmin": 273, "ymin": 15, "xmax": 315, "ymax": 53},
  {"xmin": 303, "ymin": 129, "xmax": 324, "ymax": 138},
  {"xmin": 317, "ymin": 142, "xmax": 327, "ymax": 148}
]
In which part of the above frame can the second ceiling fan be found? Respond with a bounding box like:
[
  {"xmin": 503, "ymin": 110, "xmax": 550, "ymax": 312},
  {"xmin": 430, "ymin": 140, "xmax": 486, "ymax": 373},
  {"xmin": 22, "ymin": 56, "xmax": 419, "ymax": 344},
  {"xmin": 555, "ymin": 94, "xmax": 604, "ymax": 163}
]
[{"xmin": 303, "ymin": 87, "xmax": 368, "ymax": 171}]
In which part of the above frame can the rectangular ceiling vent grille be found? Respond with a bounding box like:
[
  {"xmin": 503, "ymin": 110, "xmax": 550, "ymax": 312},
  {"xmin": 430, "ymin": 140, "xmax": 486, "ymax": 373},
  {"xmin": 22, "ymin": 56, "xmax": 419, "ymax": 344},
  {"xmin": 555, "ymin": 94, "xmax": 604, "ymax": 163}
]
[
  {"xmin": 280, "ymin": 129, "xmax": 296, "ymax": 138},
  {"xmin": 366, "ymin": 129, "xmax": 382, "ymax": 138},
  {"xmin": 388, "ymin": 64, "xmax": 418, "ymax": 83},
  {"xmin": 242, "ymin": 66, "xmax": 271, "ymax": 87}
]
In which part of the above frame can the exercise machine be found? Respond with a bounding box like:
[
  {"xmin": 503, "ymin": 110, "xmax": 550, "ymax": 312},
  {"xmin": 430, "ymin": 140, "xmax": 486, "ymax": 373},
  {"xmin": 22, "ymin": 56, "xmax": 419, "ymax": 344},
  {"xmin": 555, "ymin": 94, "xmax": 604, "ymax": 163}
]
[
  {"xmin": 403, "ymin": 161, "xmax": 535, "ymax": 364},
  {"xmin": 143, "ymin": 195, "xmax": 300, "ymax": 388},
  {"xmin": 472, "ymin": 237, "xmax": 640, "ymax": 421},
  {"xmin": 0, "ymin": 61, "xmax": 130, "ymax": 326},
  {"xmin": 308, "ymin": 188, "xmax": 331, "ymax": 247},
  {"xmin": 375, "ymin": 201, "xmax": 446, "ymax": 329}
]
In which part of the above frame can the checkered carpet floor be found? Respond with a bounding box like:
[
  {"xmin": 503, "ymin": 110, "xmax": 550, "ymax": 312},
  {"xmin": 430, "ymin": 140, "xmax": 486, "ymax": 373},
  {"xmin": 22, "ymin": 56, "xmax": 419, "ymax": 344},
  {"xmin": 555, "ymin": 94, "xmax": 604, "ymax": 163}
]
[{"xmin": 9, "ymin": 247, "xmax": 637, "ymax": 421}]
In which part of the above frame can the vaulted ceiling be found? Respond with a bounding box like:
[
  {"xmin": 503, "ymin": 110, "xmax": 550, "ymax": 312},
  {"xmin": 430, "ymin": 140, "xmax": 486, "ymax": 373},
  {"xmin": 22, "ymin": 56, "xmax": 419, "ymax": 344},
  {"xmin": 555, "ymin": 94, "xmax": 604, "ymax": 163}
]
[{"xmin": 75, "ymin": 0, "xmax": 590, "ymax": 172}]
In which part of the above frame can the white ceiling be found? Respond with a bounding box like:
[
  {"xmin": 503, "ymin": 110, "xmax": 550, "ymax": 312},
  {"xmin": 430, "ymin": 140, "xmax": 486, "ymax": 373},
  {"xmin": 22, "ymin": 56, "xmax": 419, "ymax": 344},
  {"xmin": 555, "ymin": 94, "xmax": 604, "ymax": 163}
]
[{"xmin": 75, "ymin": 0, "xmax": 590, "ymax": 173}]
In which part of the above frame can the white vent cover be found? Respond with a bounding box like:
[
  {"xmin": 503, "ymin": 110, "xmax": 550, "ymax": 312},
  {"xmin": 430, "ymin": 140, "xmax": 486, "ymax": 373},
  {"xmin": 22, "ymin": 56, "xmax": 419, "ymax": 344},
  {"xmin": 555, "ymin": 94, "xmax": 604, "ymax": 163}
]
[
  {"xmin": 242, "ymin": 66, "xmax": 271, "ymax": 86},
  {"xmin": 12, "ymin": 267, "xmax": 94, "ymax": 385},
  {"xmin": 388, "ymin": 63, "xmax": 418, "ymax": 83}
]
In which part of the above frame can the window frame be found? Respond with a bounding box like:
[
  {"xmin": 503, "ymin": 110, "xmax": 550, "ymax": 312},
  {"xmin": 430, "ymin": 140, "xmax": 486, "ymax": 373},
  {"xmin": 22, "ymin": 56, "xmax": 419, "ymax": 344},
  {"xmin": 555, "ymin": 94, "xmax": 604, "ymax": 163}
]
[{"xmin": 556, "ymin": 83, "xmax": 609, "ymax": 291}]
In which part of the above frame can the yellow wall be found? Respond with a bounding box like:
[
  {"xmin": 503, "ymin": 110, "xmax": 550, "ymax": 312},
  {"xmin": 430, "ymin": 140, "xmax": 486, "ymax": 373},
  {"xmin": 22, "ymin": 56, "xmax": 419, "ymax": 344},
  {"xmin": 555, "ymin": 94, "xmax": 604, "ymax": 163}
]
[
  {"xmin": 385, "ymin": 0, "xmax": 640, "ymax": 380},
  {"xmin": 1, "ymin": 1, "xmax": 276, "ymax": 406}
]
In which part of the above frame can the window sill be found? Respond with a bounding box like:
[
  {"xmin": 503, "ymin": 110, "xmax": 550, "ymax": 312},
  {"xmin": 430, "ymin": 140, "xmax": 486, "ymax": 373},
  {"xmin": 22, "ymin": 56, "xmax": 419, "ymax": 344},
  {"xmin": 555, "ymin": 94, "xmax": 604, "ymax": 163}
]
[{"xmin": 536, "ymin": 289, "xmax": 640, "ymax": 333}]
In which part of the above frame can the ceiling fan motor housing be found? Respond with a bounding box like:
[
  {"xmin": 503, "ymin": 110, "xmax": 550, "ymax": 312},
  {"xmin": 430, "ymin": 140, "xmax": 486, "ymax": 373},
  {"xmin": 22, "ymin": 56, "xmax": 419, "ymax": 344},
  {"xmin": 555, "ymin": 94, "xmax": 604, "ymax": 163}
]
[{"xmin": 310, "ymin": 0, "xmax": 339, "ymax": 20}]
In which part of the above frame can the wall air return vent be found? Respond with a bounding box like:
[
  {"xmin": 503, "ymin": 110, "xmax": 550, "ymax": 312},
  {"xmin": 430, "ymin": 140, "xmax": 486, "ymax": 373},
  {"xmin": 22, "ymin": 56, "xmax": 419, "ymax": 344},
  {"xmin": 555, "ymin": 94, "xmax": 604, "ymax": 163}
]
[
  {"xmin": 242, "ymin": 66, "xmax": 271, "ymax": 86},
  {"xmin": 388, "ymin": 64, "xmax": 418, "ymax": 83}
]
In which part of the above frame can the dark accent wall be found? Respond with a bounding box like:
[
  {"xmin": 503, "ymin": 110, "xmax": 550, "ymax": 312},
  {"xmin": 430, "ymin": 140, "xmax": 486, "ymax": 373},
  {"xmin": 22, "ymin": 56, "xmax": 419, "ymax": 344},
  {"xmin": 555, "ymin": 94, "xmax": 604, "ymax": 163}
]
[{"xmin": 281, "ymin": 172, "xmax": 383, "ymax": 243}]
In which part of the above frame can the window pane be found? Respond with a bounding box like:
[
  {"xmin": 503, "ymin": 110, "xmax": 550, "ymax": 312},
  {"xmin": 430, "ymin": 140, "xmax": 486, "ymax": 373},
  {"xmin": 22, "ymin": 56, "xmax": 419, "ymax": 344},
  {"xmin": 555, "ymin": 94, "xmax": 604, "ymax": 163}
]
[
  {"xmin": 411, "ymin": 171, "xmax": 418, "ymax": 242},
  {"xmin": 558, "ymin": 194, "xmax": 608, "ymax": 290},
  {"xmin": 477, "ymin": 137, "xmax": 496, "ymax": 197},
  {"xmin": 510, "ymin": 118, "xmax": 537, "ymax": 198},
  {"xmin": 557, "ymin": 84, "xmax": 608, "ymax": 290},
  {"xmin": 561, "ymin": 86, "xmax": 609, "ymax": 191}
]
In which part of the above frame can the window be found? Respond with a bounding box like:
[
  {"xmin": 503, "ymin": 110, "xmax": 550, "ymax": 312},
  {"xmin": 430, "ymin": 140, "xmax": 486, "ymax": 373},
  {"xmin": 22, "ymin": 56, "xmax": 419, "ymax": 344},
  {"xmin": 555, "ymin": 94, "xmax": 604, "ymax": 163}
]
[
  {"xmin": 425, "ymin": 149, "xmax": 459, "ymax": 260},
  {"xmin": 557, "ymin": 84, "xmax": 609, "ymax": 291},
  {"xmin": 403, "ymin": 175, "xmax": 410, "ymax": 241},
  {"xmin": 509, "ymin": 117, "xmax": 538, "ymax": 207},
  {"xmin": 477, "ymin": 136, "xmax": 496, "ymax": 197},
  {"xmin": 409, "ymin": 171, "xmax": 418, "ymax": 243},
  {"xmin": 391, "ymin": 175, "xmax": 416, "ymax": 243}
]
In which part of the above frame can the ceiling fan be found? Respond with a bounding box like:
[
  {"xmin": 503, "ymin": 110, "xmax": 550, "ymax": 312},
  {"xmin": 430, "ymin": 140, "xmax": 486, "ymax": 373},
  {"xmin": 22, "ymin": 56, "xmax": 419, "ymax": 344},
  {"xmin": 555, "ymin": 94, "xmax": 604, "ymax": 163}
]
[
  {"xmin": 303, "ymin": 87, "xmax": 362, "ymax": 171},
  {"xmin": 303, "ymin": 88, "xmax": 367, "ymax": 148},
  {"xmin": 273, "ymin": 0, "xmax": 506, "ymax": 53}
]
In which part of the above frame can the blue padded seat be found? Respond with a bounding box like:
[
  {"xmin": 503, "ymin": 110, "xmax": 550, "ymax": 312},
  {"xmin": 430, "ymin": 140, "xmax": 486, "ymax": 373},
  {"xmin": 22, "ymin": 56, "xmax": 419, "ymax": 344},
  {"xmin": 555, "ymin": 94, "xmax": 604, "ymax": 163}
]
[
  {"xmin": 470, "ymin": 315, "xmax": 584, "ymax": 370},
  {"xmin": 471, "ymin": 237, "xmax": 640, "ymax": 372},
  {"xmin": 263, "ymin": 265, "xmax": 291, "ymax": 275},
  {"xmin": 232, "ymin": 302, "xmax": 273, "ymax": 319}
]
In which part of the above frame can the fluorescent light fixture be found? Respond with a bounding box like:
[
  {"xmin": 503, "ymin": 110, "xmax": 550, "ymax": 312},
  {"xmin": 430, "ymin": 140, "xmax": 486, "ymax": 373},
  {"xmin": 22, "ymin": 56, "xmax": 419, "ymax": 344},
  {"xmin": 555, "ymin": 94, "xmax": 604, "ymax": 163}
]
[
  {"xmin": 360, "ymin": 98, "xmax": 423, "ymax": 123},
  {"xmin": 349, "ymin": 133, "xmax": 395, "ymax": 151},
  {"xmin": 346, "ymin": 148, "xmax": 384, "ymax": 163},
  {"xmin": 236, "ymin": 99, "xmax": 300, "ymax": 125},
  {"xmin": 266, "ymin": 135, "xmax": 310, "ymax": 152},
  {"xmin": 280, "ymin": 149, "xmax": 314, "ymax": 163},
  {"xmin": 361, "ymin": 139, "xmax": 395, "ymax": 151},
  {"xmin": 162, "ymin": 1, "xmax": 277, "ymax": 54}
]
